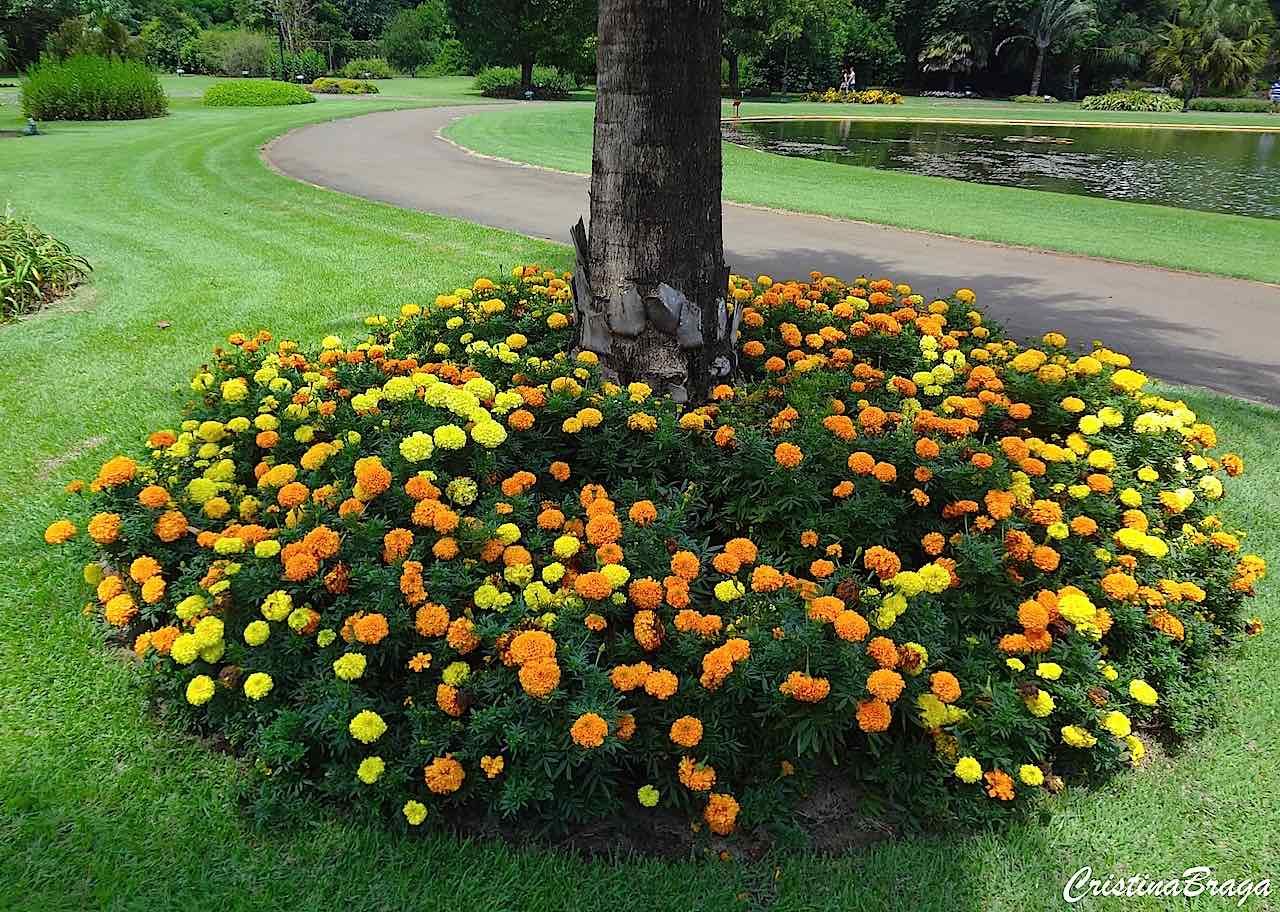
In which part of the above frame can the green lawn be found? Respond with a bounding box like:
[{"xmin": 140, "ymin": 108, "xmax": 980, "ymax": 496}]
[
  {"xmin": 2, "ymin": 91, "xmax": 1279, "ymax": 911},
  {"xmin": 446, "ymin": 102, "xmax": 1280, "ymax": 285}
]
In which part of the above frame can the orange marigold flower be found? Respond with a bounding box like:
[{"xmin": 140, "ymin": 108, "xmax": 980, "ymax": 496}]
[
  {"xmin": 352, "ymin": 612, "xmax": 389, "ymax": 645},
  {"xmin": 570, "ymin": 712, "xmax": 608, "ymax": 748},
  {"xmin": 585, "ymin": 513, "xmax": 623, "ymax": 546},
  {"xmin": 574, "ymin": 571, "xmax": 613, "ymax": 601},
  {"xmin": 634, "ymin": 610, "xmax": 663, "ymax": 651},
  {"xmin": 436, "ymin": 683, "xmax": 464, "ymax": 717},
  {"xmin": 834, "ymin": 609, "xmax": 870, "ymax": 642},
  {"xmin": 985, "ymin": 769, "xmax": 1015, "ymax": 801},
  {"xmin": 678, "ymin": 756, "xmax": 716, "ymax": 792},
  {"xmin": 519, "ymin": 657, "xmax": 560, "ymax": 697},
  {"xmin": 616, "ymin": 713, "xmax": 637, "ymax": 740},
  {"xmin": 137, "ymin": 485, "xmax": 169, "ymax": 508},
  {"xmin": 549, "ymin": 460, "xmax": 571, "ymax": 482},
  {"xmin": 867, "ymin": 668, "xmax": 905, "ymax": 702},
  {"xmin": 856, "ymin": 698, "xmax": 892, "ymax": 733},
  {"xmin": 779, "ymin": 671, "xmax": 831, "ymax": 702},
  {"xmin": 864, "ymin": 545, "xmax": 901, "ymax": 580},
  {"xmin": 44, "ymin": 519, "xmax": 77, "ymax": 545},
  {"xmin": 87, "ymin": 512, "xmax": 122, "ymax": 544},
  {"xmin": 807, "ymin": 595, "xmax": 844, "ymax": 623},
  {"xmin": 930, "ymin": 671, "xmax": 961, "ymax": 704},
  {"xmin": 447, "ymin": 617, "xmax": 480, "ymax": 654},
  {"xmin": 774, "ymin": 442, "xmax": 803, "ymax": 469},
  {"xmin": 644, "ymin": 668, "xmax": 679, "ymax": 700},
  {"xmin": 867, "ymin": 636, "xmax": 899, "ymax": 669},
  {"xmin": 424, "ymin": 756, "xmax": 465, "ymax": 794},
  {"xmin": 95, "ymin": 455, "xmax": 137, "ymax": 488},
  {"xmin": 704, "ymin": 793, "xmax": 740, "ymax": 835},
  {"xmin": 669, "ymin": 716, "xmax": 703, "ymax": 748},
  {"xmin": 670, "ymin": 550, "xmax": 701, "ymax": 582},
  {"xmin": 628, "ymin": 500, "xmax": 658, "ymax": 526},
  {"xmin": 626, "ymin": 576, "xmax": 663, "ymax": 611},
  {"xmin": 751, "ymin": 564, "xmax": 784, "ymax": 592},
  {"xmin": 382, "ymin": 528, "xmax": 414, "ymax": 564}
]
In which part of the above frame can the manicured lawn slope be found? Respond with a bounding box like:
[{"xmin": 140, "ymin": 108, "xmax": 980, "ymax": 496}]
[
  {"xmin": 1, "ymin": 98, "xmax": 1277, "ymax": 912},
  {"xmin": 446, "ymin": 103, "xmax": 1280, "ymax": 285}
]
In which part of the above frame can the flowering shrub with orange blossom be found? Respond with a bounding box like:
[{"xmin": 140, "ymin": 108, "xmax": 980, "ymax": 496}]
[{"xmin": 46, "ymin": 265, "xmax": 1265, "ymax": 838}]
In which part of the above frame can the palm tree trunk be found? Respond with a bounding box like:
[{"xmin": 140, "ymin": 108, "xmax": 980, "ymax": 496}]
[
  {"xmin": 578, "ymin": 0, "xmax": 728, "ymax": 401},
  {"xmin": 1029, "ymin": 44, "xmax": 1046, "ymax": 96}
]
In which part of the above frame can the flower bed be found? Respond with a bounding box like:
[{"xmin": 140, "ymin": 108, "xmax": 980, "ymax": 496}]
[
  {"xmin": 803, "ymin": 88, "xmax": 904, "ymax": 105},
  {"xmin": 47, "ymin": 267, "xmax": 1264, "ymax": 840}
]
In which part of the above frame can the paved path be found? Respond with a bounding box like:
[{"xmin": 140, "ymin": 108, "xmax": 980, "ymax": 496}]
[{"xmin": 266, "ymin": 105, "xmax": 1280, "ymax": 405}]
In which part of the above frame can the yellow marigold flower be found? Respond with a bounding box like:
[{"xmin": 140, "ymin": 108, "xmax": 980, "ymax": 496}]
[
  {"xmin": 1061, "ymin": 725, "xmax": 1097, "ymax": 748},
  {"xmin": 1018, "ymin": 764, "xmax": 1044, "ymax": 786},
  {"xmin": 637, "ymin": 785, "xmax": 660, "ymax": 807},
  {"xmin": 1128, "ymin": 679, "xmax": 1159, "ymax": 706},
  {"xmin": 402, "ymin": 800, "xmax": 428, "ymax": 825},
  {"xmin": 357, "ymin": 756, "xmax": 385, "ymax": 784},
  {"xmin": 334, "ymin": 653, "xmax": 367, "ymax": 681},
  {"xmin": 954, "ymin": 756, "xmax": 983, "ymax": 783},
  {"xmin": 186, "ymin": 675, "xmax": 216, "ymax": 706},
  {"xmin": 243, "ymin": 672, "xmax": 273, "ymax": 701},
  {"xmin": 349, "ymin": 709, "xmax": 387, "ymax": 743}
]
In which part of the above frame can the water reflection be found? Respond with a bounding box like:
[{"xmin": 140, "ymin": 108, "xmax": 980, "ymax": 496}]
[{"xmin": 725, "ymin": 119, "xmax": 1280, "ymax": 219}]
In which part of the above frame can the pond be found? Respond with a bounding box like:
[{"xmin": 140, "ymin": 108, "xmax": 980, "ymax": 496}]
[{"xmin": 724, "ymin": 118, "xmax": 1280, "ymax": 219}]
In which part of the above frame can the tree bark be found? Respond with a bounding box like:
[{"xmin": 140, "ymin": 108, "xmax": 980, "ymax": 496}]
[
  {"xmin": 727, "ymin": 50, "xmax": 740, "ymax": 98},
  {"xmin": 521, "ymin": 58, "xmax": 535, "ymax": 95},
  {"xmin": 575, "ymin": 0, "xmax": 728, "ymax": 402},
  {"xmin": 1029, "ymin": 44, "xmax": 1046, "ymax": 96}
]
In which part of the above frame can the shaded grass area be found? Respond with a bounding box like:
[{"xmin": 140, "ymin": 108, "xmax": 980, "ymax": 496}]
[
  {"xmin": 446, "ymin": 103, "xmax": 1280, "ymax": 285},
  {"xmin": 1, "ymin": 99, "xmax": 1277, "ymax": 912}
]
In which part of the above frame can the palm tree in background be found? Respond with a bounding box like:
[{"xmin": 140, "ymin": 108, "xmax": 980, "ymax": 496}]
[
  {"xmin": 918, "ymin": 31, "xmax": 985, "ymax": 92},
  {"xmin": 997, "ymin": 0, "xmax": 1097, "ymax": 96},
  {"xmin": 1150, "ymin": 0, "xmax": 1273, "ymax": 109}
]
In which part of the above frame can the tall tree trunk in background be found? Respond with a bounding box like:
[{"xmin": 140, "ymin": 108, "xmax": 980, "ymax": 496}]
[
  {"xmin": 521, "ymin": 58, "xmax": 535, "ymax": 95},
  {"xmin": 727, "ymin": 50, "xmax": 740, "ymax": 98},
  {"xmin": 572, "ymin": 0, "xmax": 731, "ymax": 404},
  {"xmin": 1029, "ymin": 44, "xmax": 1046, "ymax": 95}
]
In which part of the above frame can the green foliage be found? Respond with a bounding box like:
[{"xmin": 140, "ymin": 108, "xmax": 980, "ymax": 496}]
[
  {"xmin": 22, "ymin": 54, "xmax": 167, "ymax": 120},
  {"xmin": 473, "ymin": 64, "xmax": 576, "ymax": 99},
  {"xmin": 201, "ymin": 78, "xmax": 315, "ymax": 106},
  {"xmin": 267, "ymin": 47, "xmax": 327, "ymax": 82},
  {"xmin": 1150, "ymin": 0, "xmax": 1273, "ymax": 107},
  {"xmin": 140, "ymin": 6, "xmax": 202, "ymax": 70},
  {"xmin": 416, "ymin": 37, "xmax": 472, "ymax": 76},
  {"xmin": 1080, "ymin": 89, "xmax": 1184, "ymax": 110},
  {"xmin": 43, "ymin": 13, "xmax": 139, "ymax": 61},
  {"xmin": 0, "ymin": 209, "xmax": 91, "ymax": 320},
  {"xmin": 339, "ymin": 55, "xmax": 393, "ymax": 78},
  {"xmin": 380, "ymin": 0, "xmax": 449, "ymax": 73},
  {"xmin": 448, "ymin": 0, "xmax": 597, "ymax": 76},
  {"xmin": 179, "ymin": 27, "xmax": 271, "ymax": 75},
  {"xmin": 1188, "ymin": 95, "xmax": 1279, "ymax": 111},
  {"xmin": 308, "ymin": 76, "xmax": 379, "ymax": 93}
]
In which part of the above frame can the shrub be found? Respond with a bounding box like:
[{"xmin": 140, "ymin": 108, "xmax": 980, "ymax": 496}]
[
  {"xmin": 803, "ymin": 88, "xmax": 904, "ymax": 104},
  {"xmin": 178, "ymin": 28, "xmax": 271, "ymax": 76},
  {"xmin": 267, "ymin": 48, "xmax": 327, "ymax": 83},
  {"xmin": 340, "ymin": 56, "xmax": 393, "ymax": 79},
  {"xmin": 1, "ymin": 210, "xmax": 91, "ymax": 320},
  {"xmin": 1080, "ymin": 91, "xmax": 1182, "ymax": 112},
  {"xmin": 22, "ymin": 55, "xmax": 167, "ymax": 121},
  {"xmin": 1187, "ymin": 97, "xmax": 1278, "ymax": 113},
  {"xmin": 473, "ymin": 65, "xmax": 576, "ymax": 99},
  {"xmin": 309, "ymin": 77, "xmax": 380, "ymax": 95},
  {"xmin": 48, "ymin": 267, "xmax": 1266, "ymax": 839},
  {"xmin": 382, "ymin": 1, "xmax": 449, "ymax": 74},
  {"xmin": 416, "ymin": 38, "xmax": 471, "ymax": 77},
  {"xmin": 1011, "ymin": 94, "xmax": 1058, "ymax": 103},
  {"xmin": 202, "ymin": 79, "xmax": 315, "ymax": 107}
]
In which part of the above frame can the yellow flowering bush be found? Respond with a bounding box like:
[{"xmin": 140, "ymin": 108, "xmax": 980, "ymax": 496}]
[{"xmin": 48, "ymin": 265, "xmax": 1265, "ymax": 838}]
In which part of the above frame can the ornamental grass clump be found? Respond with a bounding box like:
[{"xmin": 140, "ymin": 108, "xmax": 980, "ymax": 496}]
[
  {"xmin": 48, "ymin": 267, "xmax": 1265, "ymax": 840},
  {"xmin": 22, "ymin": 54, "xmax": 167, "ymax": 121}
]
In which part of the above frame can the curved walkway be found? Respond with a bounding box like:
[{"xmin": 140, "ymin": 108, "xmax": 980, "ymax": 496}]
[{"xmin": 265, "ymin": 105, "xmax": 1280, "ymax": 405}]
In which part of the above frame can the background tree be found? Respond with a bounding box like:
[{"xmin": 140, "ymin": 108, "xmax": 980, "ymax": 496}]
[
  {"xmin": 996, "ymin": 0, "xmax": 1096, "ymax": 95},
  {"xmin": 722, "ymin": 0, "xmax": 775, "ymax": 97},
  {"xmin": 576, "ymin": 0, "xmax": 729, "ymax": 401},
  {"xmin": 448, "ymin": 0, "xmax": 595, "ymax": 92},
  {"xmin": 918, "ymin": 30, "xmax": 985, "ymax": 89},
  {"xmin": 381, "ymin": 0, "xmax": 447, "ymax": 70},
  {"xmin": 1150, "ymin": 0, "xmax": 1272, "ymax": 107}
]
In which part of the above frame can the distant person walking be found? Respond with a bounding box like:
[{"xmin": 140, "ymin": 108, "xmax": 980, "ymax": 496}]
[{"xmin": 839, "ymin": 66, "xmax": 857, "ymax": 92}]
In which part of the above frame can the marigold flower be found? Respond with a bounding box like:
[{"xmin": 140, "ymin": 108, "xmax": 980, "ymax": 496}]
[
  {"xmin": 703, "ymin": 793, "xmax": 740, "ymax": 835},
  {"xmin": 669, "ymin": 716, "xmax": 704, "ymax": 748},
  {"xmin": 570, "ymin": 712, "xmax": 608, "ymax": 748},
  {"xmin": 856, "ymin": 698, "xmax": 892, "ymax": 732},
  {"xmin": 424, "ymin": 755, "xmax": 465, "ymax": 793}
]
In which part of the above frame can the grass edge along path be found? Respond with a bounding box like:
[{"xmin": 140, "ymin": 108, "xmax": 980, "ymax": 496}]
[
  {"xmin": 0, "ymin": 96, "xmax": 1278, "ymax": 912},
  {"xmin": 444, "ymin": 102, "xmax": 1280, "ymax": 286}
]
